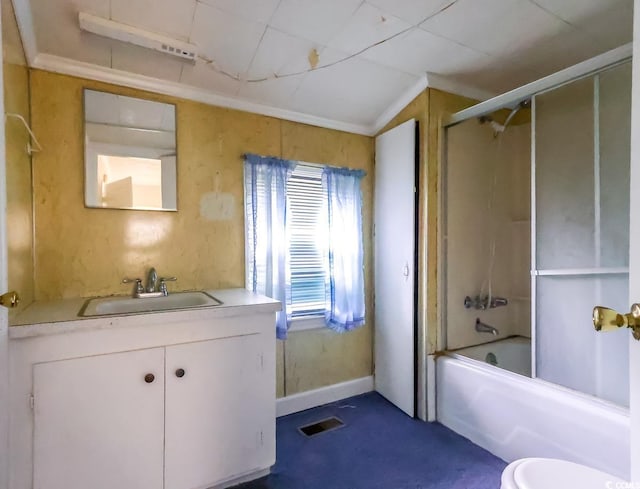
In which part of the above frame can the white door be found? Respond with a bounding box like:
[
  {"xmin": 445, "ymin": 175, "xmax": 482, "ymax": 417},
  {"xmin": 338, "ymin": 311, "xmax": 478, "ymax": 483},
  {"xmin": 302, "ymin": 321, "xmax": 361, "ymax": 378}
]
[
  {"xmin": 164, "ymin": 334, "xmax": 273, "ymax": 489},
  {"xmin": 33, "ymin": 349, "xmax": 165, "ymax": 489},
  {"xmin": 630, "ymin": 1, "xmax": 640, "ymax": 481},
  {"xmin": 374, "ymin": 119, "xmax": 417, "ymax": 417}
]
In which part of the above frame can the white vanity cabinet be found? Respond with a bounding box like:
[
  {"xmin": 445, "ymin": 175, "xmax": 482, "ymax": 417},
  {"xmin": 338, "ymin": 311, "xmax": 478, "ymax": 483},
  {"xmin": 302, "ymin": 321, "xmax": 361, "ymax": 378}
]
[
  {"xmin": 33, "ymin": 348, "xmax": 166, "ymax": 489},
  {"xmin": 32, "ymin": 334, "xmax": 272, "ymax": 489},
  {"xmin": 165, "ymin": 334, "xmax": 274, "ymax": 489},
  {"xmin": 9, "ymin": 289, "xmax": 279, "ymax": 489}
]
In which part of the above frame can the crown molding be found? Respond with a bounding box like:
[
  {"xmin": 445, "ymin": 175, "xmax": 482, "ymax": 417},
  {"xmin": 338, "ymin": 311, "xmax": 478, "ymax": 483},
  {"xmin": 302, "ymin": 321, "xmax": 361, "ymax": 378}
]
[
  {"xmin": 31, "ymin": 53, "xmax": 374, "ymax": 136},
  {"xmin": 11, "ymin": 0, "xmax": 38, "ymax": 64},
  {"xmin": 11, "ymin": 0, "xmax": 495, "ymax": 138},
  {"xmin": 370, "ymin": 72, "xmax": 495, "ymax": 136},
  {"xmin": 425, "ymin": 73, "xmax": 496, "ymax": 103},
  {"xmin": 370, "ymin": 74, "xmax": 429, "ymax": 136}
]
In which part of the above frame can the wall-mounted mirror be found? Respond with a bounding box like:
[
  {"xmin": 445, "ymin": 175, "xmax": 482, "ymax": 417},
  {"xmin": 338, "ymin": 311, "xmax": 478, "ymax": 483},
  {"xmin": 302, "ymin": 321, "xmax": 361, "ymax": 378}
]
[{"xmin": 84, "ymin": 89, "xmax": 177, "ymax": 211}]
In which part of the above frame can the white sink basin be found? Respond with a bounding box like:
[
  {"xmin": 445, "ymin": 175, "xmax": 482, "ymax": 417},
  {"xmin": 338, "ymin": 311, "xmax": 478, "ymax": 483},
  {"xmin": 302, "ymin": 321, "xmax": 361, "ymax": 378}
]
[{"xmin": 79, "ymin": 291, "xmax": 222, "ymax": 317}]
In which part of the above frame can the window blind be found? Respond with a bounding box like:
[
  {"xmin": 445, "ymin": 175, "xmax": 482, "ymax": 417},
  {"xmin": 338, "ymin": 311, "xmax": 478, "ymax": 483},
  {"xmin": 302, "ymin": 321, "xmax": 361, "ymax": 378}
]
[{"xmin": 288, "ymin": 164, "xmax": 326, "ymax": 316}]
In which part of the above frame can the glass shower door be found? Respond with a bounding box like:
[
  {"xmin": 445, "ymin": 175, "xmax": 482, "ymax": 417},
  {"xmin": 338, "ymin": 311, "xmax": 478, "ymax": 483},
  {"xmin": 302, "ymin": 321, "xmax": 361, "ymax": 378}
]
[{"xmin": 534, "ymin": 62, "xmax": 631, "ymax": 406}]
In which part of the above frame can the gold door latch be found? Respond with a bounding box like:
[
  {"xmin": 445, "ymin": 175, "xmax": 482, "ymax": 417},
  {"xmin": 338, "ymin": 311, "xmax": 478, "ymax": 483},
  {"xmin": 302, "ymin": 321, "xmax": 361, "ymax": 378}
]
[
  {"xmin": 593, "ymin": 304, "xmax": 640, "ymax": 340},
  {"xmin": 0, "ymin": 291, "xmax": 20, "ymax": 308}
]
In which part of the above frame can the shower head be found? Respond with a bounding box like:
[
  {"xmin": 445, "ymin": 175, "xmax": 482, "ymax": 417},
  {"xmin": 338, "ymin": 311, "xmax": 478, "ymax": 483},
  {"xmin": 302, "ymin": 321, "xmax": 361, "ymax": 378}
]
[
  {"xmin": 478, "ymin": 99, "xmax": 530, "ymax": 137},
  {"xmin": 478, "ymin": 115, "xmax": 505, "ymax": 137},
  {"xmin": 489, "ymin": 120, "xmax": 505, "ymax": 134}
]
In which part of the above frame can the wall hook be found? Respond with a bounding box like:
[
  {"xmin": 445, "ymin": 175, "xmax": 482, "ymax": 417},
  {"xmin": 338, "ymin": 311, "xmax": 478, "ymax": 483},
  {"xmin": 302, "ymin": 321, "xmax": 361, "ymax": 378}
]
[{"xmin": 5, "ymin": 112, "xmax": 42, "ymax": 156}]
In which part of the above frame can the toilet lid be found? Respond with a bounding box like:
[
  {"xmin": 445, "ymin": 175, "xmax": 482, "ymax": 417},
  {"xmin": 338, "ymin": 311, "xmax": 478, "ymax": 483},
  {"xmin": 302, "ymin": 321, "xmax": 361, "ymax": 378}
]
[{"xmin": 512, "ymin": 458, "xmax": 625, "ymax": 489}]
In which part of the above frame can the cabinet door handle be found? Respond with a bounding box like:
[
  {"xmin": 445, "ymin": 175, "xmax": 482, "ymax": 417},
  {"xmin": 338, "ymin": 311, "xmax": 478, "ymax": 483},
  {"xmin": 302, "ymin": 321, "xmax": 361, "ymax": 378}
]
[
  {"xmin": 144, "ymin": 373, "xmax": 155, "ymax": 383},
  {"xmin": 175, "ymin": 368, "xmax": 185, "ymax": 378}
]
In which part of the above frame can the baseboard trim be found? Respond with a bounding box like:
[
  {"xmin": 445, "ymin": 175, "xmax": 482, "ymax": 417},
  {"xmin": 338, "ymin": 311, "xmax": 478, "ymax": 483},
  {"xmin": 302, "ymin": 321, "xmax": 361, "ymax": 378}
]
[{"xmin": 276, "ymin": 376, "xmax": 374, "ymax": 417}]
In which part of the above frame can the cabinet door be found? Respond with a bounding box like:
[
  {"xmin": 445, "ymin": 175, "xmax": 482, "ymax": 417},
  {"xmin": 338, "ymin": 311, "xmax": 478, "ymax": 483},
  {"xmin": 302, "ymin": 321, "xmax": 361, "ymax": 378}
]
[
  {"xmin": 33, "ymin": 348, "xmax": 165, "ymax": 489},
  {"xmin": 165, "ymin": 334, "xmax": 273, "ymax": 489}
]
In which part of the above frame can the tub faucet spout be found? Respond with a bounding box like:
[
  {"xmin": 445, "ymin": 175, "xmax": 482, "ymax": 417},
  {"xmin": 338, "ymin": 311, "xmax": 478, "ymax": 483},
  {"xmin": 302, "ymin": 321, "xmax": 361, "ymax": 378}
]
[{"xmin": 475, "ymin": 318, "xmax": 499, "ymax": 336}]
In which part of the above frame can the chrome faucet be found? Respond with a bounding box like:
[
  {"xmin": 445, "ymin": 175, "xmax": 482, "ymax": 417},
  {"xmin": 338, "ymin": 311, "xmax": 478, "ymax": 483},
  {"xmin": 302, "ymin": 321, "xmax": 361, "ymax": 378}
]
[
  {"xmin": 146, "ymin": 267, "xmax": 158, "ymax": 293},
  {"xmin": 122, "ymin": 268, "xmax": 177, "ymax": 298},
  {"xmin": 475, "ymin": 318, "xmax": 499, "ymax": 336},
  {"xmin": 464, "ymin": 295, "xmax": 508, "ymax": 310}
]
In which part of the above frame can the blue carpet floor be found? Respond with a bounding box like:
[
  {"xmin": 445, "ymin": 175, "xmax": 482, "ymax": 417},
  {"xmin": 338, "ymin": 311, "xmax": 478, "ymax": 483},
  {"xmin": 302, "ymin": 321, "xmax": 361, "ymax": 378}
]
[{"xmin": 234, "ymin": 392, "xmax": 505, "ymax": 489}]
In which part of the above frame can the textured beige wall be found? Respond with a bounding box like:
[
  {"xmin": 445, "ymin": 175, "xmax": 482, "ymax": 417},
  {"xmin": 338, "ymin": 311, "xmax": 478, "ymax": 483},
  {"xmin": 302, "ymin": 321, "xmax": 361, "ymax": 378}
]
[
  {"xmin": 29, "ymin": 69, "xmax": 374, "ymax": 397},
  {"xmin": 3, "ymin": 0, "xmax": 33, "ymax": 319},
  {"xmin": 280, "ymin": 121, "xmax": 374, "ymax": 394}
]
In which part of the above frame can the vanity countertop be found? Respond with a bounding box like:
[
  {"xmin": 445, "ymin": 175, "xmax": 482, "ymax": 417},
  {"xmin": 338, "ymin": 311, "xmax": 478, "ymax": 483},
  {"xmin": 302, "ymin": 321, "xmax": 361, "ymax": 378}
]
[{"xmin": 9, "ymin": 288, "xmax": 281, "ymax": 339}]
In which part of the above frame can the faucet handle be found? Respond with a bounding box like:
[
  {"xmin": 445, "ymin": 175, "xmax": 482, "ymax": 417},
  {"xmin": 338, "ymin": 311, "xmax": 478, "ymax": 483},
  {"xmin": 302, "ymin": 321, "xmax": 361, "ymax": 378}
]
[
  {"xmin": 158, "ymin": 277, "xmax": 176, "ymax": 296},
  {"xmin": 122, "ymin": 278, "xmax": 144, "ymax": 294}
]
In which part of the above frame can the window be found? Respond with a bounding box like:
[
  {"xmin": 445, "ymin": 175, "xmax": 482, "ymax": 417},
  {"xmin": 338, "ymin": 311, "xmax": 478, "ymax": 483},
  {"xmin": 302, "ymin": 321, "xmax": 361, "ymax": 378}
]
[
  {"xmin": 244, "ymin": 153, "xmax": 366, "ymax": 338},
  {"xmin": 288, "ymin": 164, "xmax": 326, "ymax": 317}
]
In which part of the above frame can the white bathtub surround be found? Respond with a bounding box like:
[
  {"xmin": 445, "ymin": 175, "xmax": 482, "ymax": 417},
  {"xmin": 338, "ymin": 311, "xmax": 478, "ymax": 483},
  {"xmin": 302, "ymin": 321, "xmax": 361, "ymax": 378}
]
[
  {"xmin": 9, "ymin": 288, "xmax": 280, "ymax": 489},
  {"xmin": 445, "ymin": 118, "xmax": 531, "ymax": 350},
  {"xmin": 437, "ymin": 355, "xmax": 630, "ymax": 480}
]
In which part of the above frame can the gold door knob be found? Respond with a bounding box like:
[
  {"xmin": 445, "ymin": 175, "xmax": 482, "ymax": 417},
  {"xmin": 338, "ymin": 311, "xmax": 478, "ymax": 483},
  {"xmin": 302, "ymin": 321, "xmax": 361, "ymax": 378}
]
[
  {"xmin": 0, "ymin": 291, "xmax": 20, "ymax": 308},
  {"xmin": 593, "ymin": 304, "xmax": 640, "ymax": 340}
]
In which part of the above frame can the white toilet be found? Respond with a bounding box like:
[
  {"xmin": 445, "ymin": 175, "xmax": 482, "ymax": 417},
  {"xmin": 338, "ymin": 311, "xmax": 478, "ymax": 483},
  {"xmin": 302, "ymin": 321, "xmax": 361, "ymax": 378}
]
[{"xmin": 501, "ymin": 458, "xmax": 626, "ymax": 489}]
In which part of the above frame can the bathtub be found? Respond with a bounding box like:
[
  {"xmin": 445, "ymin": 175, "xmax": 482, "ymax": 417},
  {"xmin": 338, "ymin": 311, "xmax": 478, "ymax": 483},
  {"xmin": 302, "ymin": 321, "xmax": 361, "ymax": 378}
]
[
  {"xmin": 437, "ymin": 337, "xmax": 630, "ymax": 480},
  {"xmin": 450, "ymin": 336, "xmax": 531, "ymax": 376}
]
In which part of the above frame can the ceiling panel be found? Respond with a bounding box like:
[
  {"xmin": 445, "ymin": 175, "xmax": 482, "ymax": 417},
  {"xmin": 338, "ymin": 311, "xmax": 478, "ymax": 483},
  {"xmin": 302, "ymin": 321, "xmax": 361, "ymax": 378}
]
[
  {"xmin": 497, "ymin": 28, "xmax": 602, "ymax": 88},
  {"xmin": 269, "ymin": 0, "xmax": 362, "ymax": 45},
  {"xmin": 110, "ymin": 0, "xmax": 197, "ymax": 42},
  {"xmin": 180, "ymin": 61, "xmax": 242, "ymax": 97},
  {"xmin": 577, "ymin": 0, "xmax": 633, "ymax": 51},
  {"xmin": 328, "ymin": 3, "xmax": 411, "ymax": 56},
  {"xmin": 111, "ymin": 43, "xmax": 184, "ymax": 83},
  {"xmin": 362, "ymin": 28, "xmax": 492, "ymax": 77},
  {"xmin": 291, "ymin": 49, "xmax": 418, "ymax": 126},
  {"xmin": 23, "ymin": 0, "xmax": 635, "ymax": 129},
  {"xmin": 451, "ymin": 59, "xmax": 540, "ymax": 96},
  {"xmin": 246, "ymin": 27, "xmax": 318, "ymax": 80},
  {"xmin": 29, "ymin": 0, "xmax": 111, "ymax": 66},
  {"xmin": 198, "ymin": 0, "xmax": 281, "ymax": 24},
  {"xmin": 238, "ymin": 75, "xmax": 305, "ymax": 108},
  {"xmin": 420, "ymin": 0, "xmax": 568, "ymax": 59},
  {"xmin": 365, "ymin": 0, "xmax": 454, "ymax": 25},
  {"xmin": 190, "ymin": 2, "xmax": 266, "ymax": 77},
  {"xmin": 531, "ymin": 0, "xmax": 630, "ymax": 25}
]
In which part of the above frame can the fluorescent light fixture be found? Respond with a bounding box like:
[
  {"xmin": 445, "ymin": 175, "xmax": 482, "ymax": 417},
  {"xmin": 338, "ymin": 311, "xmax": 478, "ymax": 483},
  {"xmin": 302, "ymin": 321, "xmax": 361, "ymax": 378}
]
[{"xmin": 79, "ymin": 12, "xmax": 198, "ymax": 62}]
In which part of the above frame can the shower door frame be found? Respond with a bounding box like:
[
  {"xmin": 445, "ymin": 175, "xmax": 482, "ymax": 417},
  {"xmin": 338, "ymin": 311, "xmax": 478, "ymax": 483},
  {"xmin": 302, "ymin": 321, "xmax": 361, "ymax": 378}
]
[{"xmin": 440, "ymin": 43, "xmax": 633, "ymax": 390}]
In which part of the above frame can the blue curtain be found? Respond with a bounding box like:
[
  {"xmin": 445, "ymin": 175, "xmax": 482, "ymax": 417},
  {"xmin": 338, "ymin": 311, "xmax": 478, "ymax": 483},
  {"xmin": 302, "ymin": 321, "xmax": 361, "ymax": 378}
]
[
  {"xmin": 244, "ymin": 154, "xmax": 296, "ymax": 339},
  {"xmin": 322, "ymin": 167, "xmax": 366, "ymax": 332}
]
